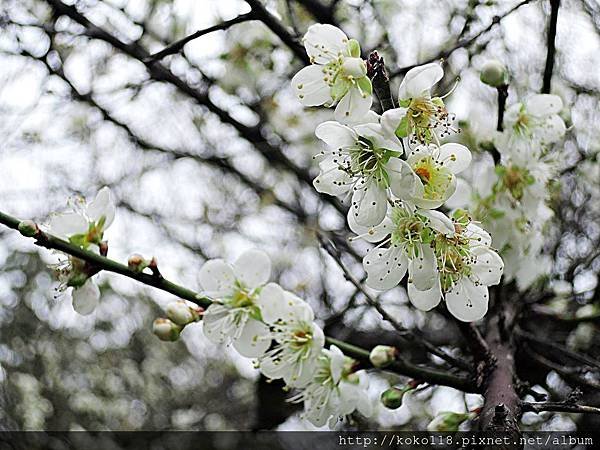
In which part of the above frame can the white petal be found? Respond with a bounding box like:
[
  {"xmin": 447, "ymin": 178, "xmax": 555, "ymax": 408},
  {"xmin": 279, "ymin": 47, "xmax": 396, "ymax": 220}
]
[
  {"xmin": 291, "ymin": 65, "xmax": 332, "ymax": 106},
  {"xmin": 445, "ymin": 178, "xmax": 472, "ymax": 209},
  {"xmin": 328, "ymin": 345, "xmax": 345, "ymax": 384},
  {"xmin": 387, "ymin": 157, "xmax": 418, "ymax": 200},
  {"xmin": 418, "ymin": 209, "xmax": 455, "ymax": 236},
  {"xmin": 470, "ymin": 247, "xmax": 504, "ymax": 286},
  {"xmin": 348, "ymin": 208, "xmax": 393, "ymax": 243},
  {"xmin": 202, "ymin": 304, "xmax": 234, "ymax": 343},
  {"xmin": 465, "ymin": 224, "xmax": 492, "ymax": 246},
  {"xmin": 364, "ymin": 246, "xmax": 408, "ymax": 291},
  {"xmin": 437, "ymin": 143, "xmax": 472, "ymax": 174},
  {"xmin": 381, "ymin": 108, "xmax": 408, "ymax": 138},
  {"xmin": 408, "ymin": 279, "xmax": 441, "ymax": 311},
  {"xmin": 398, "ymin": 63, "xmax": 444, "ymax": 100},
  {"xmin": 86, "ymin": 187, "xmax": 115, "ymax": 228},
  {"xmin": 48, "ymin": 213, "xmax": 88, "ymax": 238},
  {"xmin": 198, "ymin": 259, "xmax": 235, "ymax": 297},
  {"xmin": 408, "ymin": 244, "xmax": 438, "ymax": 291},
  {"xmin": 303, "ymin": 24, "xmax": 348, "ymax": 64},
  {"xmin": 233, "ymin": 318, "xmax": 272, "ymax": 358},
  {"xmin": 72, "ymin": 281, "xmax": 99, "ymax": 315},
  {"xmin": 259, "ymin": 355, "xmax": 291, "ymax": 381},
  {"xmin": 537, "ymin": 114, "xmax": 566, "ymax": 144},
  {"xmin": 354, "ymin": 123, "xmax": 403, "ymax": 153},
  {"xmin": 285, "ymin": 290, "xmax": 315, "ymax": 323},
  {"xmin": 445, "ymin": 279, "xmax": 489, "ymax": 322},
  {"xmin": 255, "ymin": 282, "xmax": 289, "ymax": 324},
  {"xmin": 315, "ymin": 121, "xmax": 357, "ymax": 149},
  {"xmin": 334, "ymin": 86, "xmax": 372, "ymax": 124},
  {"xmin": 526, "ymin": 94, "xmax": 563, "ymax": 116},
  {"xmin": 233, "ymin": 249, "xmax": 271, "ymax": 288},
  {"xmin": 350, "ymin": 180, "xmax": 387, "ymax": 227},
  {"xmin": 313, "ymin": 158, "xmax": 352, "ymax": 196}
]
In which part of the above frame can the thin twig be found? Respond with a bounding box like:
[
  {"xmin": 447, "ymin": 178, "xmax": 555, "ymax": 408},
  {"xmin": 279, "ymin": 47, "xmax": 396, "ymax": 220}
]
[
  {"xmin": 522, "ymin": 401, "xmax": 600, "ymax": 415},
  {"xmin": 542, "ymin": 0, "xmax": 560, "ymax": 94},
  {"xmin": 144, "ymin": 13, "xmax": 255, "ymax": 62}
]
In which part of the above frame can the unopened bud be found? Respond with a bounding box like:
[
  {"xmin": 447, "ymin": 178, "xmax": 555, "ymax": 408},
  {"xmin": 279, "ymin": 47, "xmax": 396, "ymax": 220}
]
[
  {"xmin": 480, "ymin": 60, "xmax": 508, "ymax": 87},
  {"xmin": 380, "ymin": 386, "xmax": 409, "ymax": 410},
  {"xmin": 427, "ymin": 411, "xmax": 473, "ymax": 432},
  {"xmin": 342, "ymin": 57, "xmax": 367, "ymax": 78},
  {"xmin": 369, "ymin": 345, "xmax": 397, "ymax": 368},
  {"xmin": 152, "ymin": 318, "xmax": 181, "ymax": 342},
  {"xmin": 128, "ymin": 254, "xmax": 149, "ymax": 272},
  {"xmin": 166, "ymin": 300, "xmax": 202, "ymax": 325},
  {"xmin": 18, "ymin": 220, "xmax": 38, "ymax": 237}
]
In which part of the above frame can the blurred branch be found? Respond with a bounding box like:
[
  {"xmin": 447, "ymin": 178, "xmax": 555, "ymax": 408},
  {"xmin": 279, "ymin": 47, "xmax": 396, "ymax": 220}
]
[
  {"xmin": 145, "ymin": 13, "xmax": 255, "ymax": 62},
  {"xmin": 542, "ymin": 0, "xmax": 560, "ymax": 94},
  {"xmin": 522, "ymin": 401, "xmax": 600, "ymax": 415},
  {"xmin": 0, "ymin": 210, "xmax": 475, "ymax": 392},
  {"xmin": 389, "ymin": 0, "xmax": 535, "ymax": 78},
  {"xmin": 293, "ymin": 0, "xmax": 337, "ymax": 25}
]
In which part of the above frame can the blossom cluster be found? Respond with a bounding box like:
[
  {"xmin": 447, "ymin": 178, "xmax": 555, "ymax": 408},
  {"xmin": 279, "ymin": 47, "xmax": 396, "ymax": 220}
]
[
  {"xmin": 154, "ymin": 250, "xmax": 373, "ymax": 427},
  {"xmin": 293, "ymin": 24, "xmax": 504, "ymax": 321},
  {"xmin": 449, "ymin": 93, "xmax": 566, "ymax": 290}
]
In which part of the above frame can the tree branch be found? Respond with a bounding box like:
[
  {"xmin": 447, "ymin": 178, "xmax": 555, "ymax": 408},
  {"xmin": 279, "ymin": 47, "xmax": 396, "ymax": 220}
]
[
  {"xmin": 522, "ymin": 402, "xmax": 600, "ymax": 415},
  {"xmin": 367, "ymin": 51, "xmax": 395, "ymax": 112},
  {"xmin": 145, "ymin": 13, "xmax": 255, "ymax": 62},
  {"xmin": 0, "ymin": 210, "xmax": 474, "ymax": 392},
  {"xmin": 542, "ymin": 0, "xmax": 560, "ymax": 94}
]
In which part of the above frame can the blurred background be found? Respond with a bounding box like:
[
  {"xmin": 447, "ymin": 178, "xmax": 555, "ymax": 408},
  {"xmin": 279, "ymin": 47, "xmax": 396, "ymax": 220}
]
[{"xmin": 0, "ymin": 0, "xmax": 599, "ymax": 431}]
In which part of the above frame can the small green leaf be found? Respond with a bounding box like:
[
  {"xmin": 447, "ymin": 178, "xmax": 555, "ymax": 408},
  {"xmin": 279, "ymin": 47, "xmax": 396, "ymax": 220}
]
[
  {"xmin": 347, "ymin": 39, "xmax": 361, "ymax": 58},
  {"xmin": 395, "ymin": 116, "xmax": 410, "ymax": 138},
  {"xmin": 356, "ymin": 76, "xmax": 372, "ymax": 95},
  {"xmin": 331, "ymin": 79, "xmax": 350, "ymax": 101},
  {"xmin": 398, "ymin": 99, "xmax": 411, "ymax": 108}
]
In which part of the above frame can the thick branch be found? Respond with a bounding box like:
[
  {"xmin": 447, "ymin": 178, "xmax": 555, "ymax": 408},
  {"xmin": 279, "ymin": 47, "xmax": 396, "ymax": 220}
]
[
  {"xmin": 293, "ymin": 0, "xmax": 337, "ymax": 25},
  {"xmin": 0, "ymin": 211, "xmax": 473, "ymax": 391},
  {"xmin": 367, "ymin": 51, "xmax": 395, "ymax": 112},
  {"xmin": 522, "ymin": 402, "xmax": 600, "ymax": 415},
  {"xmin": 542, "ymin": 0, "xmax": 560, "ymax": 94},
  {"xmin": 145, "ymin": 13, "xmax": 255, "ymax": 62}
]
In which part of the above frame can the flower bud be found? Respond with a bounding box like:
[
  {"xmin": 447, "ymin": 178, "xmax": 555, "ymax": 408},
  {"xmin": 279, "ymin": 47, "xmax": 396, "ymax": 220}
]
[
  {"xmin": 152, "ymin": 318, "xmax": 182, "ymax": 342},
  {"xmin": 480, "ymin": 60, "xmax": 508, "ymax": 87},
  {"xmin": 128, "ymin": 254, "xmax": 149, "ymax": 272},
  {"xmin": 18, "ymin": 220, "xmax": 38, "ymax": 237},
  {"xmin": 166, "ymin": 300, "xmax": 201, "ymax": 325},
  {"xmin": 427, "ymin": 411, "xmax": 472, "ymax": 432},
  {"xmin": 342, "ymin": 57, "xmax": 367, "ymax": 78},
  {"xmin": 380, "ymin": 386, "xmax": 408, "ymax": 410},
  {"xmin": 369, "ymin": 345, "xmax": 397, "ymax": 368}
]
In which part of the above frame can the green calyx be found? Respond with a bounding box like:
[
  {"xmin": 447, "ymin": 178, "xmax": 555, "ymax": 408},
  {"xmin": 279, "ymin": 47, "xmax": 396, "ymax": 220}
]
[{"xmin": 347, "ymin": 39, "xmax": 361, "ymax": 58}]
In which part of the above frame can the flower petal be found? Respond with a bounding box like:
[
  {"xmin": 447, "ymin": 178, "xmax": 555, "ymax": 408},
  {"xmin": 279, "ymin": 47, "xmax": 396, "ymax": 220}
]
[
  {"xmin": 437, "ymin": 143, "xmax": 472, "ymax": 174},
  {"xmin": 465, "ymin": 223, "xmax": 492, "ymax": 247},
  {"xmin": 470, "ymin": 247, "xmax": 504, "ymax": 286},
  {"xmin": 348, "ymin": 208, "xmax": 393, "ymax": 243},
  {"xmin": 418, "ymin": 209, "xmax": 455, "ymax": 236},
  {"xmin": 303, "ymin": 24, "xmax": 348, "ymax": 64},
  {"xmin": 291, "ymin": 65, "xmax": 332, "ymax": 106},
  {"xmin": 233, "ymin": 318, "xmax": 272, "ymax": 358},
  {"xmin": 202, "ymin": 304, "xmax": 234, "ymax": 343},
  {"xmin": 387, "ymin": 157, "xmax": 418, "ymax": 200},
  {"xmin": 398, "ymin": 63, "xmax": 444, "ymax": 100},
  {"xmin": 86, "ymin": 187, "xmax": 115, "ymax": 228},
  {"xmin": 381, "ymin": 107, "xmax": 408, "ymax": 138},
  {"xmin": 354, "ymin": 123, "xmax": 403, "ymax": 153},
  {"xmin": 408, "ymin": 279, "xmax": 442, "ymax": 311},
  {"xmin": 198, "ymin": 259, "xmax": 236, "ymax": 297},
  {"xmin": 72, "ymin": 280, "xmax": 99, "ymax": 315},
  {"xmin": 255, "ymin": 282, "xmax": 289, "ymax": 324},
  {"xmin": 408, "ymin": 244, "xmax": 438, "ymax": 291},
  {"xmin": 350, "ymin": 180, "xmax": 387, "ymax": 227},
  {"xmin": 315, "ymin": 121, "xmax": 357, "ymax": 149},
  {"xmin": 526, "ymin": 94, "xmax": 563, "ymax": 116},
  {"xmin": 445, "ymin": 279, "xmax": 489, "ymax": 322},
  {"xmin": 48, "ymin": 212, "xmax": 88, "ymax": 238},
  {"xmin": 445, "ymin": 178, "xmax": 472, "ymax": 209},
  {"xmin": 334, "ymin": 86, "xmax": 372, "ymax": 124},
  {"xmin": 233, "ymin": 249, "xmax": 271, "ymax": 288},
  {"xmin": 364, "ymin": 246, "xmax": 408, "ymax": 291},
  {"xmin": 313, "ymin": 157, "xmax": 352, "ymax": 196}
]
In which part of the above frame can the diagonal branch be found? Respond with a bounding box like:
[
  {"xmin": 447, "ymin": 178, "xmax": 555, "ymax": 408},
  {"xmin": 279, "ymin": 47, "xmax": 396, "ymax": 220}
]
[
  {"xmin": 0, "ymin": 210, "xmax": 475, "ymax": 392},
  {"xmin": 145, "ymin": 12, "xmax": 255, "ymax": 62}
]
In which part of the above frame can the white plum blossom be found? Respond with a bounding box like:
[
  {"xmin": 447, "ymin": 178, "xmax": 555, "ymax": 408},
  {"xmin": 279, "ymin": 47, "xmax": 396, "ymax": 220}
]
[
  {"xmin": 289, "ymin": 345, "xmax": 372, "ymax": 427},
  {"xmin": 199, "ymin": 249, "xmax": 277, "ymax": 357},
  {"xmin": 381, "ymin": 62, "xmax": 456, "ymax": 145},
  {"xmin": 291, "ymin": 24, "xmax": 373, "ymax": 123},
  {"xmin": 47, "ymin": 186, "xmax": 115, "ymax": 247},
  {"xmin": 396, "ymin": 143, "xmax": 472, "ymax": 209},
  {"xmin": 312, "ymin": 119, "xmax": 405, "ymax": 226},
  {"xmin": 257, "ymin": 284, "xmax": 324, "ymax": 387},
  {"xmin": 502, "ymin": 94, "xmax": 566, "ymax": 146}
]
